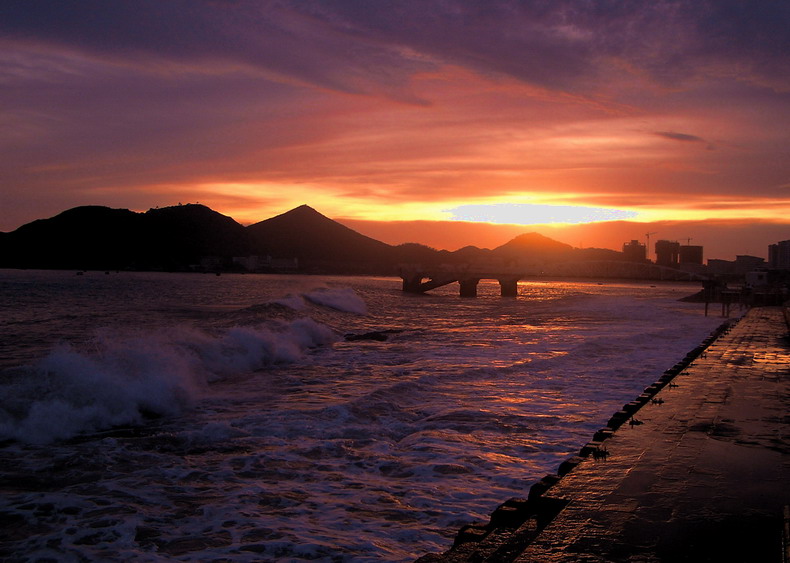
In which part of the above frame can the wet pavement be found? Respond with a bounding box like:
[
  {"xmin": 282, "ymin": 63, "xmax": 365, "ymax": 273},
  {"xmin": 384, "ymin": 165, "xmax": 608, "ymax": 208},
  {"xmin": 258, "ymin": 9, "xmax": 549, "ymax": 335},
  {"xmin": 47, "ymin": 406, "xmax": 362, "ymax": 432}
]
[{"xmin": 419, "ymin": 307, "xmax": 790, "ymax": 562}]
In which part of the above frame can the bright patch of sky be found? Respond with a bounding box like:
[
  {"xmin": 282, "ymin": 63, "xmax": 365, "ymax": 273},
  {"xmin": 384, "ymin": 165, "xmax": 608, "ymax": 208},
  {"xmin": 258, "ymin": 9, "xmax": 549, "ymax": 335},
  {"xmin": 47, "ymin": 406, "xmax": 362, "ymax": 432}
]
[{"xmin": 446, "ymin": 204, "xmax": 637, "ymax": 225}]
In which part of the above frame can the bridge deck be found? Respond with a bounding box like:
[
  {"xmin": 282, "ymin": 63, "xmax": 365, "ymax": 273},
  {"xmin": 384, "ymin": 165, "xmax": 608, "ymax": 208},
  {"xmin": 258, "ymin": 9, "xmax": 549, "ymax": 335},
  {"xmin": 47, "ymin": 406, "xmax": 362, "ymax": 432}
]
[{"xmin": 400, "ymin": 262, "xmax": 709, "ymax": 296}]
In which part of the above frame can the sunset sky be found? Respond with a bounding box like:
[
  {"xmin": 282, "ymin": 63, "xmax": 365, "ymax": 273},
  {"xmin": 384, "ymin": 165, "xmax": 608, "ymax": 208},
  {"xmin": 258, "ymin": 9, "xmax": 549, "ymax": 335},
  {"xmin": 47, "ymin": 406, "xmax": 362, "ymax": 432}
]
[{"xmin": 2, "ymin": 1, "xmax": 788, "ymax": 260}]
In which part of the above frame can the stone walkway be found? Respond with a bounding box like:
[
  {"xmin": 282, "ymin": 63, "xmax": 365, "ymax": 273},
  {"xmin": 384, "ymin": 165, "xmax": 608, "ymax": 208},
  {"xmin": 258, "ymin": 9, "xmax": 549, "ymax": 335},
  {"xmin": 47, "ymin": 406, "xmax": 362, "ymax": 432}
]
[{"xmin": 420, "ymin": 307, "xmax": 789, "ymax": 562}]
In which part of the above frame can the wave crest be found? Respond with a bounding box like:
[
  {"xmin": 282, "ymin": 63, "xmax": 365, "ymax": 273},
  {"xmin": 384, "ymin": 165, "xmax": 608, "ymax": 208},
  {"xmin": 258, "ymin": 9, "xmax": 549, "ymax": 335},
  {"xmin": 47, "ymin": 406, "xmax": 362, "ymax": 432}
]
[
  {"xmin": 0, "ymin": 318, "xmax": 337, "ymax": 444},
  {"xmin": 303, "ymin": 287, "xmax": 368, "ymax": 315}
]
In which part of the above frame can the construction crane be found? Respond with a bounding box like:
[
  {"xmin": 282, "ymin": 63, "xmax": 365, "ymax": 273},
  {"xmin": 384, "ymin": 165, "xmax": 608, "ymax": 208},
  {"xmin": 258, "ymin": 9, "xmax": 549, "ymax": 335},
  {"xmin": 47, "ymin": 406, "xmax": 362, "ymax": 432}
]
[{"xmin": 683, "ymin": 237, "xmax": 693, "ymax": 245}]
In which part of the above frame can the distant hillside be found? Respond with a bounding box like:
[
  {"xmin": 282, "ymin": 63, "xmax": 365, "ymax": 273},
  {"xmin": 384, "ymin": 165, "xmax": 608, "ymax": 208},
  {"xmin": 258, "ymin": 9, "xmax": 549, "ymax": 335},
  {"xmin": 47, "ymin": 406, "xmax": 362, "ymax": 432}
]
[
  {"xmin": 0, "ymin": 202, "xmax": 621, "ymax": 273},
  {"xmin": 246, "ymin": 205, "xmax": 394, "ymax": 266},
  {"xmin": 0, "ymin": 204, "xmax": 250, "ymax": 270},
  {"xmin": 142, "ymin": 205, "xmax": 252, "ymax": 270},
  {"xmin": 492, "ymin": 232, "xmax": 574, "ymax": 260},
  {"xmin": 1, "ymin": 206, "xmax": 142, "ymax": 270},
  {"xmin": 390, "ymin": 243, "xmax": 443, "ymax": 264}
]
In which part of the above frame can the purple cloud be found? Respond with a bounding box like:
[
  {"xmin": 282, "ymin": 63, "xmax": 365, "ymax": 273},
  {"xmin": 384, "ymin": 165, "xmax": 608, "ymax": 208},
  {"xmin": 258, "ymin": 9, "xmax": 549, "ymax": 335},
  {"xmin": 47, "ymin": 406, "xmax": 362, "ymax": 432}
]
[
  {"xmin": 655, "ymin": 131, "xmax": 705, "ymax": 143},
  {"xmin": 3, "ymin": 1, "xmax": 788, "ymax": 96},
  {"xmin": 1, "ymin": 0, "xmax": 788, "ymax": 231}
]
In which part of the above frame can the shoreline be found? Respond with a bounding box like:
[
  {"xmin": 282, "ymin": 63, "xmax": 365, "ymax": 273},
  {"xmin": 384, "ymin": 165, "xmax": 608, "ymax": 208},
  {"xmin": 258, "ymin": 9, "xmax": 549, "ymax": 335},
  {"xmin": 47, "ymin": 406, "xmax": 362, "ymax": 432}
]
[{"xmin": 419, "ymin": 306, "xmax": 789, "ymax": 562}]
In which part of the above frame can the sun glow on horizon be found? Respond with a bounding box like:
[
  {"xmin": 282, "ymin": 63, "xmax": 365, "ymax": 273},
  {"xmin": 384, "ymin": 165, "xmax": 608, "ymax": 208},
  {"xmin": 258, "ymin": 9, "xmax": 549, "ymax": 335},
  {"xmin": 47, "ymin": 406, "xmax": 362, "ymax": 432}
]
[
  {"xmin": 444, "ymin": 203, "xmax": 637, "ymax": 225},
  {"xmin": 165, "ymin": 181, "xmax": 790, "ymax": 232}
]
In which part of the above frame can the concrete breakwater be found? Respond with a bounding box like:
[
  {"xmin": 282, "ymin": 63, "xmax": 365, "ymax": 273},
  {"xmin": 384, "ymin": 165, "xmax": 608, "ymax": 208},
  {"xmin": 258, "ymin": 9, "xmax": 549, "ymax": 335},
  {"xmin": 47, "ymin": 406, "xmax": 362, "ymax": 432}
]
[{"xmin": 418, "ymin": 307, "xmax": 790, "ymax": 562}]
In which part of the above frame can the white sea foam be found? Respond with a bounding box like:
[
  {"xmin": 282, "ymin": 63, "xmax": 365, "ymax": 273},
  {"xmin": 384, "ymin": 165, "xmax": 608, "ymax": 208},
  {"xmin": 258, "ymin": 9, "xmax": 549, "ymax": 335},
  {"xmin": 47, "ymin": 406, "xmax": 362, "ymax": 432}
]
[
  {"xmin": 272, "ymin": 293, "xmax": 307, "ymax": 310},
  {"xmin": 270, "ymin": 287, "xmax": 368, "ymax": 315},
  {"xmin": 303, "ymin": 287, "xmax": 368, "ymax": 314},
  {"xmin": 0, "ymin": 274, "xmax": 726, "ymax": 561},
  {"xmin": 0, "ymin": 318, "xmax": 337, "ymax": 444}
]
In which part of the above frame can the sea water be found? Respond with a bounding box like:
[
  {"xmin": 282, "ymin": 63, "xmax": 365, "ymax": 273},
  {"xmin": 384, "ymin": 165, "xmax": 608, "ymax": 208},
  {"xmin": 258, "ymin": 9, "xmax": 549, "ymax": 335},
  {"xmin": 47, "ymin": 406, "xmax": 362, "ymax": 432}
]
[{"xmin": 0, "ymin": 270, "xmax": 724, "ymax": 561}]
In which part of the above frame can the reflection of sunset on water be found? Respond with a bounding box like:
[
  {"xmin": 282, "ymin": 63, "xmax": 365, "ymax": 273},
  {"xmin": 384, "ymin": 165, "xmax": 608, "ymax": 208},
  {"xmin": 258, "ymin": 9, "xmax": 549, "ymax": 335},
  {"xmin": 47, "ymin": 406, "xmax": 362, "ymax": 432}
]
[{"xmin": 0, "ymin": 273, "xmax": 723, "ymax": 558}]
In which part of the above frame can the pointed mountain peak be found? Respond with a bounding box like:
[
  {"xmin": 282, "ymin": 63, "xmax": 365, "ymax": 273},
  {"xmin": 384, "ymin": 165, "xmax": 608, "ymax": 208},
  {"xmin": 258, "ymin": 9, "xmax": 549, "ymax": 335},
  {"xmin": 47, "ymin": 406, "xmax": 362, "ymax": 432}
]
[
  {"xmin": 246, "ymin": 204, "xmax": 392, "ymax": 262},
  {"xmin": 492, "ymin": 231, "xmax": 574, "ymax": 261},
  {"xmin": 282, "ymin": 204, "xmax": 321, "ymax": 216},
  {"xmin": 495, "ymin": 232, "xmax": 573, "ymax": 251},
  {"xmin": 293, "ymin": 204, "xmax": 317, "ymax": 212}
]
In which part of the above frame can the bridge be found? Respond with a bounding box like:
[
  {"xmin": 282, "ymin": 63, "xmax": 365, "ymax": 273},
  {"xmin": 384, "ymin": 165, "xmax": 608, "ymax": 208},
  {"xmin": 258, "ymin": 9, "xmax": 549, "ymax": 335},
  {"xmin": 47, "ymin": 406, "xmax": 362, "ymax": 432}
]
[{"xmin": 399, "ymin": 261, "xmax": 710, "ymax": 297}]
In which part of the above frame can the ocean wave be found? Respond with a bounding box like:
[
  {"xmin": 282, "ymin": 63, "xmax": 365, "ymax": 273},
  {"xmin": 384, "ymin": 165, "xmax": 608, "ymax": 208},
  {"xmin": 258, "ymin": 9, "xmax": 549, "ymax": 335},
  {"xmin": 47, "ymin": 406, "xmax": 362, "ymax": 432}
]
[
  {"xmin": 235, "ymin": 287, "xmax": 368, "ymax": 321},
  {"xmin": 302, "ymin": 287, "xmax": 368, "ymax": 315},
  {"xmin": 0, "ymin": 318, "xmax": 337, "ymax": 444}
]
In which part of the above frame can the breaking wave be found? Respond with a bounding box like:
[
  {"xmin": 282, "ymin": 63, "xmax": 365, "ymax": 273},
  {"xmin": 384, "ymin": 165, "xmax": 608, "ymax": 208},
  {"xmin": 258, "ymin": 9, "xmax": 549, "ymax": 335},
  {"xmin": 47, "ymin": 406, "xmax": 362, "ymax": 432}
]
[
  {"xmin": 0, "ymin": 318, "xmax": 338, "ymax": 444},
  {"xmin": 302, "ymin": 287, "xmax": 368, "ymax": 315}
]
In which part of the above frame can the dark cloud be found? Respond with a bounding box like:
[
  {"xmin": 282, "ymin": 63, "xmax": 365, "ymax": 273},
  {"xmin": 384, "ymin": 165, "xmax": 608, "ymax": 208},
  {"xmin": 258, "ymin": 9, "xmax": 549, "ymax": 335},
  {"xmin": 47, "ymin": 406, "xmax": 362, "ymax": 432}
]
[
  {"xmin": 1, "ymin": 0, "xmax": 788, "ymax": 232},
  {"xmin": 0, "ymin": 0, "xmax": 434, "ymax": 101},
  {"xmin": 3, "ymin": 1, "xmax": 788, "ymax": 97},
  {"xmin": 293, "ymin": 0, "xmax": 790, "ymax": 93},
  {"xmin": 0, "ymin": 50, "xmax": 321, "ymax": 189},
  {"xmin": 655, "ymin": 131, "xmax": 706, "ymax": 143}
]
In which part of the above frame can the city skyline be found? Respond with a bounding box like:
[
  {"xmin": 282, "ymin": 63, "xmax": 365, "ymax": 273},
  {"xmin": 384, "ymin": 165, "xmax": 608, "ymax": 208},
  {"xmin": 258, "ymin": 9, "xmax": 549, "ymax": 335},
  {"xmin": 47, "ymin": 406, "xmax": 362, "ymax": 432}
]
[{"xmin": 1, "ymin": 1, "xmax": 788, "ymax": 260}]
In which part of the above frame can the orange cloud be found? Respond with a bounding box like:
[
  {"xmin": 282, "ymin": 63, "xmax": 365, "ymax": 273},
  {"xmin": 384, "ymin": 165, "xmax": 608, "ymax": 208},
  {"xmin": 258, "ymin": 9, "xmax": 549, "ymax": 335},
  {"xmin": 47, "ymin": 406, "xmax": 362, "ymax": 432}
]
[{"xmin": 1, "ymin": 1, "xmax": 788, "ymax": 242}]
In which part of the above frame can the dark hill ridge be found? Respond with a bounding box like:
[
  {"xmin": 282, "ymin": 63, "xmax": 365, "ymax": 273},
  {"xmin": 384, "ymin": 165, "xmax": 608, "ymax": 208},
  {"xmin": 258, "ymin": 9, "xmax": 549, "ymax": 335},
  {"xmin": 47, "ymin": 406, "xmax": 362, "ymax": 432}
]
[
  {"xmin": 2, "ymin": 206, "xmax": 143, "ymax": 270},
  {"xmin": 142, "ymin": 205, "xmax": 252, "ymax": 269},
  {"xmin": 493, "ymin": 232, "xmax": 574, "ymax": 258},
  {"xmin": 0, "ymin": 204, "xmax": 249, "ymax": 270},
  {"xmin": 247, "ymin": 204, "xmax": 393, "ymax": 263},
  {"xmin": 0, "ymin": 203, "xmax": 616, "ymax": 272}
]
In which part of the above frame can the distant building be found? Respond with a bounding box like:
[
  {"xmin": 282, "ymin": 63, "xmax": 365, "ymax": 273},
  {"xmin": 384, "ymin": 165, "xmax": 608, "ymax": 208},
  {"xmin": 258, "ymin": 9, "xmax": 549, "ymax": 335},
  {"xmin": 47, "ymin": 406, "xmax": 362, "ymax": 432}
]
[
  {"xmin": 232, "ymin": 255, "xmax": 265, "ymax": 271},
  {"xmin": 655, "ymin": 240, "xmax": 680, "ymax": 266},
  {"xmin": 199, "ymin": 256, "xmax": 224, "ymax": 271},
  {"xmin": 270, "ymin": 257, "xmax": 299, "ymax": 271},
  {"xmin": 707, "ymin": 259, "xmax": 735, "ymax": 276},
  {"xmin": 768, "ymin": 240, "xmax": 790, "ymax": 270},
  {"xmin": 232, "ymin": 255, "xmax": 299, "ymax": 272},
  {"xmin": 708, "ymin": 255, "xmax": 765, "ymax": 277},
  {"xmin": 708, "ymin": 254, "xmax": 765, "ymax": 279},
  {"xmin": 679, "ymin": 245, "xmax": 703, "ymax": 265},
  {"xmin": 735, "ymin": 255, "xmax": 766, "ymax": 274},
  {"xmin": 745, "ymin": 269, "xmax": 770, "ymax": 287},
  {"xmin": 622, "ymin": 240, "xmax": 647, "ymax": 262}
]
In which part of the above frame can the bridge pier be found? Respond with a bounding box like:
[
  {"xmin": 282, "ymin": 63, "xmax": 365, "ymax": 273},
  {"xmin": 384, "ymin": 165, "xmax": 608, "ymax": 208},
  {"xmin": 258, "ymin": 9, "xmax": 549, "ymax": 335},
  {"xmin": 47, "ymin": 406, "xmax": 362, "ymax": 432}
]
[
  {"xmin": 498, "ymin": 278, "xmax": 519, "ymax": 297},
  {"xmin": 459, "ymin": 278, "xmax": 480, "ymax": 298},
  {"xmin": 399, "ymin": 262, "xmax": 710, "ymax": 296},
  {"xmin": 402, "ymin": 274, "xmax": 424, "ymax": 293}
]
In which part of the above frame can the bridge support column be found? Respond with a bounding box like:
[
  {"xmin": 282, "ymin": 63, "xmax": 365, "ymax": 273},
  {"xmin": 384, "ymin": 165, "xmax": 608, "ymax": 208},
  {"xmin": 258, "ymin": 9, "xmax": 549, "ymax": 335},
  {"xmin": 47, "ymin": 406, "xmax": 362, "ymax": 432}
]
[
  {"xmin": 459, "ymin": 278, "xmax": 480, "ymax": 298},
  {"xmin": 498, "ymin": 278, "xmax": 519, "ymax": 297},
  {"xmin": 401, "ymin": 274, "xmax": 424, "ymax": 293}
]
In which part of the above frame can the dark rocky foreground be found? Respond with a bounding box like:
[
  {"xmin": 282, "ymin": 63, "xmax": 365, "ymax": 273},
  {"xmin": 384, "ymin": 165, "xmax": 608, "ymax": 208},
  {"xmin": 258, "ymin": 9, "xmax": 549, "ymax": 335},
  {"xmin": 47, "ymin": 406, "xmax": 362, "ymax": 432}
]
[{"xmin": 419, "ymin": 306, "xmax": 790, "ymax": 562}]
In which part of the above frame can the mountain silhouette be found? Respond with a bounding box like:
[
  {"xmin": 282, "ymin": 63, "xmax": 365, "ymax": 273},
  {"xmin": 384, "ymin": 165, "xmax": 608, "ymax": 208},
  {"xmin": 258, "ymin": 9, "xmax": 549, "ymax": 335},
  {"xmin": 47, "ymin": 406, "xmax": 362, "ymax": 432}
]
[
  {"xmin": 247, "ymin": 205, "xmax": 394, "ymax": 266},
  {"xmin": 0, "ymin": 202, "xmax": 607, "ymax": 272},
  {"xmin": 492, "ymin": 232, "xmax": 574, "ymax": 259},
  {"xmin": 141, "ymin": 204, "xmax": 251, "ymax": 270},
  {"xmin": 2, "ymin": 206, "xmax": 141, "ymax": 270},
  {"xmin": 0, "ymin": 204, "xmax": 249, "ymax": 270}
]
